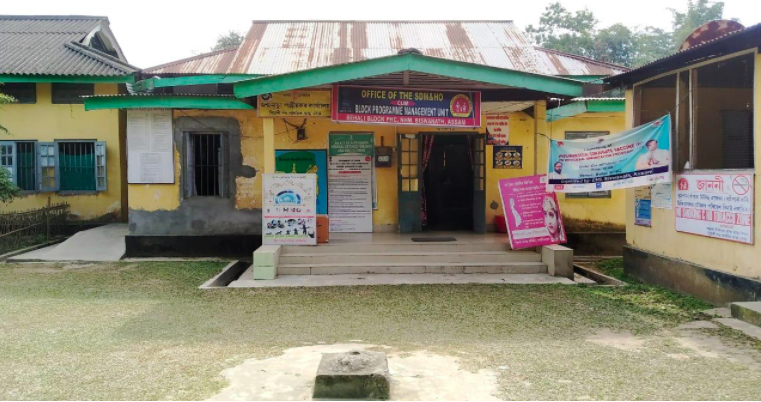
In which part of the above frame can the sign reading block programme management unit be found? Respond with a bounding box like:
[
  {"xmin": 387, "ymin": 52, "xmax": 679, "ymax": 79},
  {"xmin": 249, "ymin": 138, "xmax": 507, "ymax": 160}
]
[
  {"xmin": 675, "ymin": 173, "xmax": 754, "ymax": 244},
  {"xmin": 331, "ymin": 85, "xmax": 481, "ymax": 128}
]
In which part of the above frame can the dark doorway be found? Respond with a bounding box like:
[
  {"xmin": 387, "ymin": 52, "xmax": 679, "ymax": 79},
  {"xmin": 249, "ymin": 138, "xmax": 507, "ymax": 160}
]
[{"xmin": 423, "ymin": 135, "xmax": 474, "ymax": 231}]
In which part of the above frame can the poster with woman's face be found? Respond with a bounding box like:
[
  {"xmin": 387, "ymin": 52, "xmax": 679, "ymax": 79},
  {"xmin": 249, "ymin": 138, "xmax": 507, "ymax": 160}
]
[{"xmin": 498, "ymin": 175, "xmax": 566, "ymax": 249}]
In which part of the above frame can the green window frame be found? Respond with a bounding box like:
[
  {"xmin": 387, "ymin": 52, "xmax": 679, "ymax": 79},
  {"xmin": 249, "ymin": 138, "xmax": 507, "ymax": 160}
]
[{"xmin": 28, "ymin": 140, "xmax": 107, "ymax": 193}]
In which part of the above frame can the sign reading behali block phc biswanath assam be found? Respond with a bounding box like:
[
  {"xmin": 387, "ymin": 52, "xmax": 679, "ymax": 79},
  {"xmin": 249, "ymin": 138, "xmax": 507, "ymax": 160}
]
[{"xmin": 331, "ymin": 85, "xmax": 481, "ymax": 127}]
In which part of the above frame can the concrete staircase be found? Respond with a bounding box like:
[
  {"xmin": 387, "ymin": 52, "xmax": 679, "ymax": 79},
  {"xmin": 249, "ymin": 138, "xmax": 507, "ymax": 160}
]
[{"xmin": 276, "ymin": 241, "xmax": 547, "ymax": 275}]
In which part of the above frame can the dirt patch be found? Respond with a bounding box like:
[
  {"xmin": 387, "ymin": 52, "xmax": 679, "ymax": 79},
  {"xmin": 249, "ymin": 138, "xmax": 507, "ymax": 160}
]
[
  {"xmin": 208, "ymin": 344, "xmax": 499, "ymax": 401},
  {"xmin": 586, "ymin": 329, "xmax": 646, "ymax": 351}
]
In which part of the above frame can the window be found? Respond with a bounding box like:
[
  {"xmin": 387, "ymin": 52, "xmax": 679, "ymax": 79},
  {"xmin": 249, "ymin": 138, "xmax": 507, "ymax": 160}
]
[
  {"xmin": 0, "ymin": 142, "xmax": 14, "ymax": 183},
  {"xmin": 564, "ymin": 131, "xmax": 612, "ymax": 198},
  {"xmin": 52, "ymin": 83, "xmax": 94, "ymax": 104},
  {"xmin": 633, "ymin": 52, "xmax": 755, "ymax": 172},
  {"xmin": 16, "ymin": 142, "xmax": 37, "ymax": 191},
  {"xmin": 58, "ymin": 142, "xmax": 96, "ymax": 191},
  {"xmin": 2, "ymin": 83, "xmax": 36, "ymax": 104},
  {"xmin": 185, "ymin": 133, "xmax": 228, "ymax": 197},
  {"xmin": 693, "ymin": 53, "xmax": 754, "ymax": 170}
]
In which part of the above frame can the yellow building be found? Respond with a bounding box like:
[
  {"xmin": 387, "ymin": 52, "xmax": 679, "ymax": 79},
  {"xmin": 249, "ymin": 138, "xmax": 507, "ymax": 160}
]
[
  {"xmin": 606, "ymin": 23, "xmax": 761, "ymax": 304},
  {"xmin": 0, "ymin": 15, "xmax": 135, "ymax": 220},
  {"xmin": 84, "ymin": 21, "xmax": 628, "ymax": 257}
]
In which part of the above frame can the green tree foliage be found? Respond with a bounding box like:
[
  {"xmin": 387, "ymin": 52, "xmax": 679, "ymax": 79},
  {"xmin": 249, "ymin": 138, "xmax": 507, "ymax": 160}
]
[
  {"xmin": 0, "ymin": 89, "xmax": 15, "ymax": 135},
  {"xmin": 211, "ymin": 30, "xmax": 244, "ymax": 51},
  {"xmin": 671, "ymin": 0, "xmax": 725, "ymax": 47},
  {"xmin": 527, "ymin": 0, "xmax": 731, "ymax": 68},
  {"xmin": 0, "ymin": 166, "xmax": 19, "ymax": 204}
]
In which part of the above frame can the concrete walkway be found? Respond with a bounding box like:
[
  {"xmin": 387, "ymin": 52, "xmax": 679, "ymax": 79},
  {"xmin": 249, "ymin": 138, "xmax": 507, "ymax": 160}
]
[
  {"xmin": 8, "ymin": 224, "xmax": 127, "ymax": 262},
  {"xmin": 228, "ymin": 268, "xmax": 577, "ymax": 288}
]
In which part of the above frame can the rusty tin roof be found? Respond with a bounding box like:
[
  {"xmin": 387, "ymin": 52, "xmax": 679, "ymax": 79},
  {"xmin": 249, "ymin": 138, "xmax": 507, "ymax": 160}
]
[{"xmin": 143, "ymin": 47, "xmax": 238, "ymax": 75}]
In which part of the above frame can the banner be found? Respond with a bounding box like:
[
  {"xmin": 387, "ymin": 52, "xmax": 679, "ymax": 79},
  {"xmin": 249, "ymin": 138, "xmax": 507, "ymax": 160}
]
[
  {"xmin": 547, "ymin": 115, "xmax": 672, "ymax": 192},
  {"xmin": 498, "ymin": 175, "xmax": 566, "ymax": 249},
  {"xmin": 675, "ymin": 173, "xmax": 754, "ymax": 244},
  {"xmin": 258, "ymin": 91, "xmax": 331, "ymax": 117},
  {"xmin": 262, "ymin": 174, "xmax": 317, "ymax": 245},
  {"xmin": 486, "ymin": 113, "xmax": 510, "ymax": 145},
  {"xmin": 275, "ymin": 150, "xmax": 328, "ymax": 215},
  {"xmin": 331, "ymin": 85, "xmax": 481, "ymax": 127},
  {"xmin": 328, "ymin": 133, "xmax": 374, "ymax": 233}
]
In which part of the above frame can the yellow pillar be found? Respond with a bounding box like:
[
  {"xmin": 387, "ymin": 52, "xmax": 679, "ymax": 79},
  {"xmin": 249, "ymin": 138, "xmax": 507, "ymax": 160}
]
[
  {"xmin": 263, "ymin": 118, "xmax": 275, "ymax": 173},
  {"xmin": 534, "ymin": 100, "xmax": 549, "ymax": 175}
]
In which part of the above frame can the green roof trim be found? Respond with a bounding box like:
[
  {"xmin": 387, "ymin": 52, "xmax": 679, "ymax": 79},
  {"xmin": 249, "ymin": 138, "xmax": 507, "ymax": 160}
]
[
  {"xmin": 0, "ymin": 74, "xmax": 135, "ymax": 84},
  {"xmin": 557, "ymin": 75, "xmax": 609, "ymax": 82},
  {"xmin": 546, "ymin": 99, "xmax": 624, "ymax": 122},
  {"xmin": 233, "ymin": 53, "xmax": 584, "ymax": 98},
  {"xmin": 132, "ymin": 74, "xmax": 261, "ymax": 92},
  {"xmin": 83, "ymin": 95, "xmax": 254, "ymax": 111}
]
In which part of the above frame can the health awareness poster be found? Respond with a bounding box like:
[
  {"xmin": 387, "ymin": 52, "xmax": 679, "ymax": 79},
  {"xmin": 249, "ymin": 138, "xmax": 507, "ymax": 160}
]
[
  {"xmin": 262, "ymin": 174, "xmax": 317, "ymax": 245},
  {"xmin": 548, "ymin": 114, "xmax": 672, "ymax": 192},
  {"xmin": 328, "ymin": 133, "xmax": 374, "ymax": 233},
  {"xmin": 275, "ymin": 150, "xmax": 328, "ymax": 215},
  {"xmin": 498, "ymin": 175, "xmax": 566, "ymax": 249}
]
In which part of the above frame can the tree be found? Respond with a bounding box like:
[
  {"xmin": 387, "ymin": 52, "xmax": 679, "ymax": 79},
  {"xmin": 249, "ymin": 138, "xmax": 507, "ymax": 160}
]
[
  {"xmin": 212, "ymin": 30, "xmax": 244, "ymax": 51},
  {"xmin": 0, "ymin": 89, "xmax": 14, "ymax": 135},
  {"xmin": 670, "ymin": 0, "xmax": 725, "ymax": 47},
  {"xmin": 0, "ymin": 165, "xmax": 19, "ymax": 204},
  {"xmin": 526, "ymin": 3, "xmax": 597, "ymax": 58},
  {"xmin": 591, "ymin": 24, "xmax": 638, "ymax": 67}
]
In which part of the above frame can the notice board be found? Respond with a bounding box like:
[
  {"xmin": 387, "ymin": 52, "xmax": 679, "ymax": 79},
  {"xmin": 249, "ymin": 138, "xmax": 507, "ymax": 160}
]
[
  {"xmin": 328, "ymin": 133, "xmax": 374, "ymax": 233},
  {"xmin": 127, "ymin": 110, "xmax": 174, "ymax": 184},
  {"xmin": 262, "ymin": 174, "xmax": 317, "ymax": 245}
]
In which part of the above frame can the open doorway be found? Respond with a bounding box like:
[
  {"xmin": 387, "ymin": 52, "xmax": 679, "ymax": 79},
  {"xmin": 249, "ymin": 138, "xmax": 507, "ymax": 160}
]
[{"xmin": 423, "ymin": 135, "xmax": 474, "ymax": 231}]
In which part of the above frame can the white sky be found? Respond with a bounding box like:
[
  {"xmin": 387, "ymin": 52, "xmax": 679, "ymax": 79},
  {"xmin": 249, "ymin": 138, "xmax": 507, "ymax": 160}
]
[{"xmin": 4, "ymin": 0, "xmax": 759, "ymax": 68}]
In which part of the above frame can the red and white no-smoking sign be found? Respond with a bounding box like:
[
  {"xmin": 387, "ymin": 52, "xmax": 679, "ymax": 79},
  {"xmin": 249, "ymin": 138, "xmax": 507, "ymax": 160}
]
[{"xmin": 675, "ymin": 173, "xmax": 754, "ymax": 244}]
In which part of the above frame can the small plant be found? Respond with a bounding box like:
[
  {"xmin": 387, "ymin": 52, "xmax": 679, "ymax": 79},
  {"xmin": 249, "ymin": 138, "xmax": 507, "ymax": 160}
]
[{"xmin": 0, "ymin": 167, "xmax": 19, "ymax": 204}]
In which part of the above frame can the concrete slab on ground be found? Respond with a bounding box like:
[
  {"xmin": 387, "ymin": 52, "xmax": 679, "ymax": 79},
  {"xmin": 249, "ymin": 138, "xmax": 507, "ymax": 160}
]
[
  {"xmin": 731, "ymin": 302, "xmax": 761, "ymax": 327},
  {"xmin": 714, "ymin": 318, "xmax": 761, "ymax": 342},
  {"xmin": 703, "ymin": 307, "xmax": 732, "ymax": 318},
  {"xmin": 228, "ymin": 269, "xmax": 576, "ymax": 288},
  {"xmin": 8, "ymin": 224, "xmax": 127, "ymax": 262}
]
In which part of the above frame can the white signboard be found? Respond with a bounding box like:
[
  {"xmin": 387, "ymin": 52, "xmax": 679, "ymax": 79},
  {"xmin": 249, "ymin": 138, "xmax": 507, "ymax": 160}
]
[
  {"xmin": 675, "ymin": 173, "xmax": 754, "ymax": 244},
  {"xmin": 127, "ymin": 110, "xmax": 175, "ymax": 183},
  {"xmin": 328, "ymin": 134, "xmax": 374, "ymax": 233},
  {"xmin": 486, "ymin": 113, "xmax": 510, "ymax": 145},
  {"xmin": 652, "ymin": 183, "xmax": 673, "ymax": 209},
  {"xmin": 263, "ymin": 174, "xmax": 317, "ymax": 245}
]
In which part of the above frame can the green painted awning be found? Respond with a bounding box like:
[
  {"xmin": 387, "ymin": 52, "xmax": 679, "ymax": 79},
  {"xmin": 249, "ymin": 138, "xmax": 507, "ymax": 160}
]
[
  {"xmin": 132, "ymin": 74, "xmax": 261, "ymax": 92},
  {"xmin": 0, "ymin": 74, "xmax": 135, "ymax": 84},
  {"xmin": 83, "ymin": 94, "xmax": 254, "ymax": 111},
  {"xmin": 233, "ymin": 53, "xmax": 585, "ymax": 98},
  {"xmin": 546, "ymin": 99, "xmax": 625, "ymax": 122}
]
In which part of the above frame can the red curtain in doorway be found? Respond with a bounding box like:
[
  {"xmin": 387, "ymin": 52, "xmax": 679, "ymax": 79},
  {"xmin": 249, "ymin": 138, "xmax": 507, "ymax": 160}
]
[{"xmin": 421, "ymin": 135, "xmax": 435, "ymax": 226}]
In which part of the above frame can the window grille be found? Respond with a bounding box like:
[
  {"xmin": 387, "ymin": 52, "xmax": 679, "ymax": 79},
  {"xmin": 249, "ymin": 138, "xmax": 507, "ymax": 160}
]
[
  {"xmin": 186, "ymin": 133, "xmax": 227, "ymax": 197},
  {"xmin": 58, "ymin": 142, "xmax": 96, "ymax": 191},
  {"xmin": 52, "ymin": 83, "xmax": 94, "ymax": 104},
  {"xmin": 16, "ymin": 142, "xmax": 36, "ymax": 191},
  {"xmin": 2, "ymin": 83, "xmax": 36, "ymax": 104}
]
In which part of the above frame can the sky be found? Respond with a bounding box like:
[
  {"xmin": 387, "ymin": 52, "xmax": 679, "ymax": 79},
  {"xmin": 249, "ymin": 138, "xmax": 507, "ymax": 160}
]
[{"xmin": 3, "ymin": 0, "xmax": 759, "ymax": 68}]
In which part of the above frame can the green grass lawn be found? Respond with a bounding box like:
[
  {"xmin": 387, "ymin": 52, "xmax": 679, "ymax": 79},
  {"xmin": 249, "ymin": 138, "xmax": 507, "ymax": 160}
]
[{"xmin": 1, "ymin": 259, "xmax": 760, "ymax": 400}]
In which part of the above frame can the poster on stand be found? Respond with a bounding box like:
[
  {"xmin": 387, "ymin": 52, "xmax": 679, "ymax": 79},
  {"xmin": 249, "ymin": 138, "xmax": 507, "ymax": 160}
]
[
  {"xmin": 262, "ymin": 174, "xmax": 317, "ymax": 245},
  {"xmin": 328, "ymin": 133, "xmax": 374, "ymax": 232},
  {"xmin": 498, "ymin": 175, "xmax": 566, "ymax": 249},
  {"xmin": 547, "ymin": 115, "xmax": 672, "ymax": 192},
  {"xmin": 127, "ymin": 110, "xmax": 174, "ymax": 184},
  {"xmin": 675, "ymin": 173, "xmax": 754, "ymax": 244},
  {"xmin": 275, "ymin": 150, "xmax": 328, "ymax": 215}
]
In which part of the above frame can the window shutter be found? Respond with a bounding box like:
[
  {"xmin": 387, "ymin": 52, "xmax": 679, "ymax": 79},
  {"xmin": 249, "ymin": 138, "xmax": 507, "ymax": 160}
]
[
  {"xmin": 0, "ymin": 141, "xmax": 17, "ymax": 184},
  {"xmin": 37, "ymin": 142, "xmax": 57, "ymax": 192},
  {"xmin": 95, "ymin": 141, "xmax": 107, "ymax": 191}
]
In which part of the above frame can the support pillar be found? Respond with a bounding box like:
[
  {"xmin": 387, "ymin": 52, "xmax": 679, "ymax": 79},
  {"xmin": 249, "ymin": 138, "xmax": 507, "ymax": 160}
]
[
  {"xmin": 263, "ymin": 117, "xmax": 275, "ymax": 173},
  {"xmin": 534, "ymin": 100, "xmax": 549, "ymax": 175}
]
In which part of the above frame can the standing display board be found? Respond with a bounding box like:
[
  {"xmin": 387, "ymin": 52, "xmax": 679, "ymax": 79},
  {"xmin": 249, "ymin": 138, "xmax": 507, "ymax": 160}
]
[
  {"xmin": 498, "ymin": 175, "xmax": 566, "ymax": 249},
  {"xmin": 275, "ymin": 150, "xmax": 328, "ymax": 215},
  {"xmin": 547, "ymin": 115, "xmax": 671, "ymax": 192},
  {"xmin": 126, "ymin": 110, "xmax": 174, "ymax": 183},
  {"xmin": 486, "ymin": 113, "xmax": 510, "ymax": 145},
  {"xmin": 675, "ymin": 173, "xmax": 754, "ymax": 244},
  {"xmin": 328, "ymin": 133, "xmax": 374, "ymax": 233},
  {"xmin": 258, "ymin": 91, "xmax": 331, "ymax": 117},
  {"xmin": 262, "ymin": 173, "xmax": 317, "ymax": 245},
  {"xmin": 331, "ymin": 85, "xmax": 481, "ymax": 128}
]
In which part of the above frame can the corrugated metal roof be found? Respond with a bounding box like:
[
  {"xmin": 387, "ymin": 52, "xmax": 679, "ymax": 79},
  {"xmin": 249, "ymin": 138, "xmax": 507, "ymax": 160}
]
[
  {"xmin": 0, "ymin": 15, "xmax": 136, "ymax": 76},
  {"xmin": 143, "ymin": 48, "xmax": 238, "ymax": 75},
  {"xmin": 145, "ymin": 21, "xmax": 627, "ymax": 78}
]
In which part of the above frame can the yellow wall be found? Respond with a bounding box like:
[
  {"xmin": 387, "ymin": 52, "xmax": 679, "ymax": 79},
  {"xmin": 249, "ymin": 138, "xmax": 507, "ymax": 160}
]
[
  {"xmin": 1, "ymin": 83, "xmax": 124, "ymax": 220},
  {"xmin": 546, "ymin": 111, "xmax": 627, "ymax": 228},
  {"xmin": 624, "ymin": 52, "xmax": 761, "ymax": 279}
]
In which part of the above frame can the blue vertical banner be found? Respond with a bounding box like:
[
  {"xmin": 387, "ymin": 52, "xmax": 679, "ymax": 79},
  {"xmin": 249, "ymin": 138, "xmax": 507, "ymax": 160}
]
[
  {"xmin": 275, "ymin": 150, "xmax": 328, "ymax": 215},
  {"xmin": 547, "ymin": 115, "xmax": 672, "ymax": 192}
]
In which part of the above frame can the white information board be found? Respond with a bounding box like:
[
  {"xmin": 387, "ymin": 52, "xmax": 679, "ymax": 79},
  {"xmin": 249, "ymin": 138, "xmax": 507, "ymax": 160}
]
[
  {"xmin": 127, "ymin": 110, "xmax": 175, "ymax": 183},
  {"xmin": 263, "ymin": 174, "xmax": 317, "ymax": 245},
  {"xmin": 675, "ymin": 173, "xmax": 754, "ymax": 244}
]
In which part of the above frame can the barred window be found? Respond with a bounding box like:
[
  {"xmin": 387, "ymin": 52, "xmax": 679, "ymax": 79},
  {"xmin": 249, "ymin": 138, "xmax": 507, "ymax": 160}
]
[
  {"xmin": 52, "ymin": 83, "xmax": 94, "ymax": 104},
  {"xmin": 185, "ymin": 133, "xmax": 228, "ymax": 197},
  {"xmin": 2, "ymin": 83, "xmax": 36, "ymax": 104},
  {"xmin": 16, "ymin": 142, "xmax": 36, "ymax": 191}
]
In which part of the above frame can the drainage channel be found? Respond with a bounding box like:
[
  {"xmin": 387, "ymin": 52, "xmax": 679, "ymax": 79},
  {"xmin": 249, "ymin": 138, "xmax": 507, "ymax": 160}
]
[{"xmin": 199, "ymin": 260, "xmax": 251, "ymax": 289}]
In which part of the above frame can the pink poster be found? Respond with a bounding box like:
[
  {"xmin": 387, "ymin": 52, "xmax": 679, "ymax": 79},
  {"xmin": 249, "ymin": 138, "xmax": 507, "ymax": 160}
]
[{"xmin": 498, "ymin": 175, "xmax": 566, "ymax": 249}]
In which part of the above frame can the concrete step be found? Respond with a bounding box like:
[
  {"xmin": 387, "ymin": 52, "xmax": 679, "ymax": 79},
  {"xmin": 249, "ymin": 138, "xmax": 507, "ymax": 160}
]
[
  {"xmin": 280, "ymin": 242, "xmax": 509, "ymax": 254},
  {"xmin": 279, "ymin": 251, "xmax": 541, "ymax": 265},
  {"xmin": 277, "ymin": 262, "xmax": 548, "ymax": 275},
  {"xmin": 730, "ymin": 302, "xmax": 761, "ymax": 327}
]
